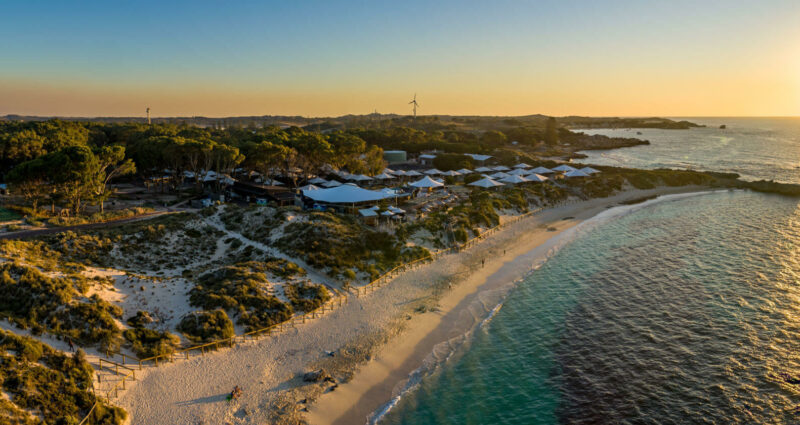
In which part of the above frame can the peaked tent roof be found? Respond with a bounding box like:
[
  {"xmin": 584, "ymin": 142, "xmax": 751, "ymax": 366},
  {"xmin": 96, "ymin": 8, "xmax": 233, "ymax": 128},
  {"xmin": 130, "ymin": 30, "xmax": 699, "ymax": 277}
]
[
  {"xmin": 321, "ymin": 180, "xmax": 343, "ymax": 188},
  {"xmin": 456, "ymin": 168, "xmax": 474, "ymax": 174},
  {"xmin": 508, "ymin": 168, "xmax": 528, "ymax": 176},
  {"xmin": 580, "ymin": 166, "xmax": 601, "ymax": 174},
  {"xmin": 374, "ymin": 173, "xmax": 396, "ymax": 180},
  {"xmin": 513, "ymin": 163, "xmax": 532, "ymax": 169},
  {"xmin": 391, "ymin": 169, "xmax": 407, "ymax": 176},
  {"xmin": 308, "ymin": 177, "xmax": 328, "ymax": 184},
  {"xmin": 440, "ymin": 170, "xmax": 462, "ymax": 176},
  {"xmin": 499, "ymin": 175, "xmax": 529, "ymax": 184},
  {"xmin": 410, "ymin": 176, "xmax": 445, "ymax": 188},
  {"xmin": 299, "ymin": 184, "xmax": 321, "ymax": 192},
  {"xmin": 492, "ymin": 165, "xmax": 511, "ymax": 171},
  {"xmin": 552, "ymin": 164, "xmax": 577, "ymax": 172},
  {"xmin": 524, "ymin": 173, "xmax": 549, "ymax": 182},
  {"xmin": 530, "ymin": 166, "xmax": 555, "ymax": 174},
  {"xmin": 404, "ymin": 170, "xmax": 422, "ymax": 176},
  {"xmin": 358, "ymin": 208, "xmax": 378, "ymax": 217},
  {"xmin": 383, "ymin": 168, "xmax": 396, "ymax": 174},
  {"xmin": 489, "ymin": 172, "xmax": 511, "ymax": 179},
  {"xmin": 304, "ymin": 184, "xmax": 393, "ymax": 204},
  {"xmin": 474, "ymin": 166, "xmax": 493, "ymax": 173},
  {"xmin": 565, "ymin": 169, "xmax": 591, "ymax": 178},
  {"xmin": 465, "ymin": 154, "xmax": 493, "ymax": 162},
  {"xmin": 424, "ymin": 169, "xmax": 443, "ymax": 175},
  {"xmin": 468, "ymin": 178, "xmax": 505, "ymax": 188}
]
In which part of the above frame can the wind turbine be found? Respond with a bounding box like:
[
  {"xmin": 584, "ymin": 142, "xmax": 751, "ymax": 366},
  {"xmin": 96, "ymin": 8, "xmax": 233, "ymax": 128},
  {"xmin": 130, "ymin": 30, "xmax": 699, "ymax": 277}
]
[{"xmin": 408, "ymin": 94, "xmax": 419, "ymax": 119}]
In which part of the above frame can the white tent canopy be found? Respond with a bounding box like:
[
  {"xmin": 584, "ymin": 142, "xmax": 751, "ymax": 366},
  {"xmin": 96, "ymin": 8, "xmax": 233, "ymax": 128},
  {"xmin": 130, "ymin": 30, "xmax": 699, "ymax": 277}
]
[
  {"xmin": 469, "ymin": 178, "xmax": 505, "ymax": 188},
  {"xmin": 440, "ymin": 170, "xmax": 461, "ymax": 177},
  {"xmin": 565, "ymin": 169, "xmax": 591, "ymax": 178},
  {"xmin": 308, "ymin": 177, "xmax": 328, "ymax": 184},
  {"xmin": 304, "ymin": 184, "xmax": 395, "ymax": 204},
  {"xmin": 513, "ymin": 163, "xmax": 532, "ymax": 169},
  {"xmin": 530, "ymin": 166, "xmax": 555, "ymax": 174},
  {"xmin": 321, "ymin": 180, "xmax": 342, "ymax": 188},
  {"xmin": 404, "ymin": 170, "xmax": 422, "ymax": 177},
  {"xmin": 489, "ymin": 172, "xmax": 511, "ymax": 179},
  {"xmin": 358, "ymin": 208, "xmax": 378, "ymax": 217},
  {"xmin": 299, "ymin": 184, "xmax": 321, "ymax": 192},
  {"xmin": 424, "ymin": 169, "xmax": 443, "ymax": 175},
  {"xmin": 492, "ymin": 165, "xmax": 511, "ymax": 171},
  {"xmin": 499, "ymin": 175, "xmax": 529, "ymax": 184},
  {"xmin": 383, "ymin": 168, "xmax": 396, "ymax": 174},
  {"xmin": 474, "ymin": 166, "xmax": 493, "ymax": 173},
  {"xmin": 580, "ymin": 166, "xmax": 601, "ymax": 174},
  {"xmin": 392, "ymin": 169, "xmax": 407, "ymax": 176},
  {"xmin": 508, "ymin": 168, "xmax": 528, "ymax": 176},
  {"xmin": 456, "ymin": 168, "xmax": 474, "ymax": 174},
  {"xmin": 349, "ymin": 174, "xmax": 373, "ymax": 181},
  {"xmin": 524, "ymin": 173, "xmax": 549, "ymax": 182},
  {"xmin": 552, "ymin": 164, "xmax": 577, "ymax": 172},
  {"xmin": 410, "ymin": 176, "xmax": 445, "ymax": 188},
  {"xmin": 374, "ymin": 173, "xmax": 396, "ymax": 180}
]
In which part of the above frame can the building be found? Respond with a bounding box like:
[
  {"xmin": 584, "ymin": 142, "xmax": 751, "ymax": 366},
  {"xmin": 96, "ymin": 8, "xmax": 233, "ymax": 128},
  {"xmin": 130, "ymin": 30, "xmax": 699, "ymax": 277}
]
[{"xmin": 383, "ymin": 150, "xmax": 408, "ymax": 164}]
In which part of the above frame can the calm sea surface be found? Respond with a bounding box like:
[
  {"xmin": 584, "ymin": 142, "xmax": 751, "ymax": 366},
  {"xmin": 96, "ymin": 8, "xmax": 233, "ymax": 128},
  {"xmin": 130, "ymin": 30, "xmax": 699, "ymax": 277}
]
[
  {"xmin": 577, "ymin": 117, "xmax": 800, "ymax": 184},
  {"xmin": 379, "ymin": 118, "xmax": 800, "ymax": 424}
]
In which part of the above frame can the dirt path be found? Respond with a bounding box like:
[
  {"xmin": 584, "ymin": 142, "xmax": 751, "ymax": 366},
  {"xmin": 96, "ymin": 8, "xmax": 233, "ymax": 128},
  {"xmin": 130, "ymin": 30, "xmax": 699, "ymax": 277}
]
[{"xmin": 0, "ymin": 211, "xmax": 175, "ymax": 240}]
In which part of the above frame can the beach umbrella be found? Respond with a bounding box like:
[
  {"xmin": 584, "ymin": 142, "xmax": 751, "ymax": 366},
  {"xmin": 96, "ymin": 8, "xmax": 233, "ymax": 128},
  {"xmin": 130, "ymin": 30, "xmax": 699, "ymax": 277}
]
[
  {"xmin": 530, "ymin": 166, "xmax": 555, "ymax": 174},
  {"xmin": 513, "ymin": 163, "xmax": 532, "ymax": 169},
  {"xmin": 552, "ymin": 164, "xmax": 577, "ymax": 173},
  {"xmin": 564, "ymin": 169, "xmax": 591, "ymax": 178},
  {"xmin": 468, "ymin": 178, "xmax": 505, "ymax": 188},
  {"xmin": 499, "ymin": 175, "xmax": 529, "ymax": 184},
  {"xmin": 580, "ymin": 166, "xmax": 601, "ymax": 174},
  {"xmin": 524, "ymin": 173, "xmax": 549, "ymax": 182}
]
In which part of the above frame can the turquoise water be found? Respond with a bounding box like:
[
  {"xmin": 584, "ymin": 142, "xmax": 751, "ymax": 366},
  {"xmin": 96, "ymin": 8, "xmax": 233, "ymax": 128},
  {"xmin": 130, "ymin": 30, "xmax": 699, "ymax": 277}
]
[
  {"xmin": 576, "ymin": 117, "xmax": 800, "ymax": 184},
  {"xmin": 380, "ymin": 190, "xmax": 800, "ymax": 424}
]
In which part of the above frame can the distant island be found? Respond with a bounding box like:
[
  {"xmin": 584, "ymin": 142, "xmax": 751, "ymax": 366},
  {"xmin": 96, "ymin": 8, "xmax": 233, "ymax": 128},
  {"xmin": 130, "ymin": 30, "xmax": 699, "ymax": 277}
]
[{"xmin": 559, "ymin": 116, "xmax": 704, "ymax": 130}]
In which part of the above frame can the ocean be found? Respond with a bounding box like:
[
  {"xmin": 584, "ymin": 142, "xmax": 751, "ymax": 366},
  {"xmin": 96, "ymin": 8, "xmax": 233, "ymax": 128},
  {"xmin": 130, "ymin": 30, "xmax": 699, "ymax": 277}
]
[{"xmin": 377, "ymin": 118, "xmax": 800, "ymax": 424}]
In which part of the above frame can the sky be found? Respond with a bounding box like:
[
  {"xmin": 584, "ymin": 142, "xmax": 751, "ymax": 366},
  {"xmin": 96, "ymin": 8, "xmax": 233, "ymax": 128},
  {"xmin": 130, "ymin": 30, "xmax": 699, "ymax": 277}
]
[{"xmin": 1, "ymin": 0, "xmax": 799, "ymax": 118}]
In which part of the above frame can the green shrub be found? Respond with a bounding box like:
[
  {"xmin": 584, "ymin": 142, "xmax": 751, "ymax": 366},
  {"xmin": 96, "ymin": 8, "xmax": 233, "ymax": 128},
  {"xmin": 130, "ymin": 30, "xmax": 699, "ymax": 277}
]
[
  {"xmin": 122, "ymin": 328, "xmax": 180, "ymax": 358},
  {"xmin": 190, "ymin": 263, "xmax": 294, "ymax": 331},
  {"xmin": 0, "ymin": 331, "xmax": 126, "ymax": 424},
  {"xmin": 285, "ymin": 282, "xmax": 331, "ymax": 312},
  {"xmin": 177, "ymin": 310, "xmax": 235, "ymax": 343}
]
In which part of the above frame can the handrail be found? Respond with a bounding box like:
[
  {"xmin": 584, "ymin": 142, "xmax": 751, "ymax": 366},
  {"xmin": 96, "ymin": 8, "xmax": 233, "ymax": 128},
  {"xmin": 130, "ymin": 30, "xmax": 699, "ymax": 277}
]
[{"xmin": 78, "ymin": 198, "xmax": 577, "ymax": 425}]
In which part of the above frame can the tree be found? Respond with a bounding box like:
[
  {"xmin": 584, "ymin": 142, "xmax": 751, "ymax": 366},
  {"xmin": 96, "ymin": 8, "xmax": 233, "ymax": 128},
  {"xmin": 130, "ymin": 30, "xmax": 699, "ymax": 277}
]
[
  {"xmin": 6, "ymin": 157, "xmax": 49, "ymax": 213},
  {"xmin": 285, "ymin": 129, "xmax": 332, "ymax": 187},
  {"xmin": 93, "ymin": 146, "xmax": 137, "ymax": 212},
  {"xmin": 244, "ymin": 141, "xmax": 293, "ymax": 182},
  {"xmin": 481, "ymin": 130, "xmax": 507, "ymax": 146},
  {"xmin": 433, "ymin": 153, "xmax": 474, "ymax": 171},
  {"xmin": 544, "ymin": 117, "xmax": 559, "ymax": 145}
]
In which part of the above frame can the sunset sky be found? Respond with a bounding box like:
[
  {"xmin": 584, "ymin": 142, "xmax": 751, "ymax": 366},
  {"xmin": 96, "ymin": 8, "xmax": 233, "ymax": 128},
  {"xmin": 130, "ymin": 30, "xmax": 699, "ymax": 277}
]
[{"xmin": 2, "ymin": 0, "xmax": 799, "ymax": 117}]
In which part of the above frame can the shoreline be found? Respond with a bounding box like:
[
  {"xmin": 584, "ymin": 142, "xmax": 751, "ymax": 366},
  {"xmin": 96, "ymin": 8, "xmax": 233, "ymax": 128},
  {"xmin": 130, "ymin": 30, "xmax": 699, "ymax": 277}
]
[{"xmin": 306, "ymin": 185, "xmax": 715, "ymax": 425}]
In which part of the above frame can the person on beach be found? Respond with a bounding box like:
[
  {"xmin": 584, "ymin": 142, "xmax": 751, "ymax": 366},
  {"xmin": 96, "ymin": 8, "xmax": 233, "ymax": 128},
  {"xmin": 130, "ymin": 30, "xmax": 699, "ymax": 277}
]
[
  {"xmin": 482, "ymin": 258, "xmax": 485, "ymax": 267},
  {"xmin": 228, "ymin": 386, "xmax": 242, "ymax": 401},
  {"xmin": 67, "ymin": 338, "xmax": 74, "ymax": 352}
]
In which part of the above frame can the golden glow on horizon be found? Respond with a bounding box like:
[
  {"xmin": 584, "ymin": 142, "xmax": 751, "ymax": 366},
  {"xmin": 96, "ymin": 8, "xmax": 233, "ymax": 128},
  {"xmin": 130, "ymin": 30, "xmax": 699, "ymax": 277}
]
[{"xmin": 2, "ymin": 55, "xmax": 798, "ymax": 118}]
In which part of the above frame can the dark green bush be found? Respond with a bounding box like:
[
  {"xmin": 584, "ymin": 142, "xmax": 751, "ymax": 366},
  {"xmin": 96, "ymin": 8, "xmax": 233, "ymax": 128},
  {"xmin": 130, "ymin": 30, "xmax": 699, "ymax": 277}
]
[
  {"xmin": 177, "ymin": 310, "xmax": 235, "ymax": 343},
  {"xmin": 122, "ymin": 328, "xmax": 180, "ymax": 358},
  {"xmin": 285, "ymin": 282, "xmax": 331, "ymax": 312}
]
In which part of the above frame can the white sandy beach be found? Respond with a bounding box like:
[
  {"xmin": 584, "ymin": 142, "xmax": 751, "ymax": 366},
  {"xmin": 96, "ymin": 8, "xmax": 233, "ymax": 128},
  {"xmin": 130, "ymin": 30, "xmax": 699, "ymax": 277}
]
[{"xmin": 115, "ymin": 186, "xmax": 710, "ymax": 425}]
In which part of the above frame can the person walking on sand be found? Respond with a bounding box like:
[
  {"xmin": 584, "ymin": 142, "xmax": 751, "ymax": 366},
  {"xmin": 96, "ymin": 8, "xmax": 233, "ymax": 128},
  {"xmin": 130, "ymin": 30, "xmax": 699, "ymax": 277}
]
[
  {"xmin": 481, "ymin": 258, "xmax": 485, "ymax": 268},
  {"xmin": 67, "ymin": 338, "xmax": 74, "ymax": 352}
]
